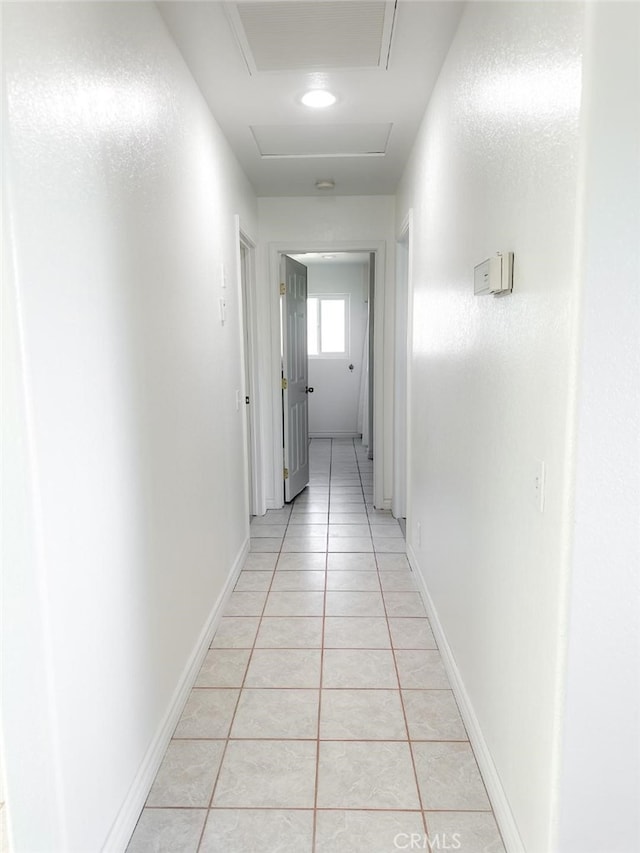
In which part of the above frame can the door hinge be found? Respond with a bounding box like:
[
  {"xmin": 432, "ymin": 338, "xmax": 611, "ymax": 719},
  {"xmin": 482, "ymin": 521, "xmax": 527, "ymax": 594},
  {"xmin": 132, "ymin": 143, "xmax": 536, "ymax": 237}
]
[
  {"xmin": 280, "ymin": 282, "xmax": 286, "ymax": 295},
  {"xmin": 283, "ymin": 467, "xmax": 289, "ymax": 480},
  {"xmin": 281, "ymin": 378, "xmax": 288, "ymax": 390}
]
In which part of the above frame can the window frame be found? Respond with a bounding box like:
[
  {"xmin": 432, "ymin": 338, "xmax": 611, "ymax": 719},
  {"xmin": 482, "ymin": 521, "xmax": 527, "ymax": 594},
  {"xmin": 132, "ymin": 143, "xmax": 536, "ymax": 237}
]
[{"xmin": 307, "ymin": 293, "xmax": 350, "ymax": 359}]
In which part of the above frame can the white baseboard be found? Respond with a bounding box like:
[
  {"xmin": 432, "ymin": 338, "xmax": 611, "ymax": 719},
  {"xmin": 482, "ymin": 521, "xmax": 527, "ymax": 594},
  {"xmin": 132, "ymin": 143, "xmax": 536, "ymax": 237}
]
[
  {"xmin": 406, "ymin": 543, "xmax": 525, "ymax": 853},
  {"xmin": 309, "ymin": 432, "xmax": 362, "ymax": 439},
  {"xmin": 103, "ymin": 537, "xmax": 250, "ymax": 852}
]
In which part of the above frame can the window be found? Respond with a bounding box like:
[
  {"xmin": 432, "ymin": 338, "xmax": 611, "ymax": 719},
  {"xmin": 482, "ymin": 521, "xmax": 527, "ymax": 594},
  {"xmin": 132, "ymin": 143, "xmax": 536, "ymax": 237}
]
[{"xmin": 307, "ymin": 295, "xmax": 349, "ymax": 357}]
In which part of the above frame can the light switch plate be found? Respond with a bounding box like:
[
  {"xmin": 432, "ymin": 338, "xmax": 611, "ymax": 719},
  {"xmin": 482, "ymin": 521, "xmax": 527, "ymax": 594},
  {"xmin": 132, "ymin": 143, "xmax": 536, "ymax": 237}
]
[{"xmin": 474, "ymin": 252, "xmax": 514, "ymax": 295}]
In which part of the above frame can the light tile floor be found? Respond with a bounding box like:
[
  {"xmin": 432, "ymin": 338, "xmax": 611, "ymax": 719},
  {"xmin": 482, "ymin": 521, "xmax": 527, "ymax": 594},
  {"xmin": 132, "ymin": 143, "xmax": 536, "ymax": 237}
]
[{"xmin": 127, "ymin": 439, "xmax": 506, "ymax": 853}]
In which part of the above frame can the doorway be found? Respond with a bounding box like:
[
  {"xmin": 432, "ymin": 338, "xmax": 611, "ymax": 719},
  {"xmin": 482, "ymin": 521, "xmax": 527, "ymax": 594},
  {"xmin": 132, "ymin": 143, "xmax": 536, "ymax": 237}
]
[
  {"xmin": 273, "ymin": 243, "xmax": 384, "ymax": 508},
  {"xmin": 236, "ymin": 219, "xmax": 261, "ymax": 517},
  {"xmin": 292, "ymin": 252, "xmax": 371, "ymax": 441},
  {"xmin": 393, "ymin": 210, "xmax": 413, "ymax": 524}
]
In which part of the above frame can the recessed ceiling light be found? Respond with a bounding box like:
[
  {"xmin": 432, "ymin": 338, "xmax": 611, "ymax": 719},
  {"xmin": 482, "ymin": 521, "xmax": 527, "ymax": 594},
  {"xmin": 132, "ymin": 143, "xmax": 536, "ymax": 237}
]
[
  {"xmin": 301, "ymin": 90, "xmax": 337, "ymax": 108},
  {"xmin": 322, "ymin": 254, "xmax": 336, "ymax": 259},
  {"xmin": 315, "ymin": 179, "xmax": 335, "ymax": 190}
]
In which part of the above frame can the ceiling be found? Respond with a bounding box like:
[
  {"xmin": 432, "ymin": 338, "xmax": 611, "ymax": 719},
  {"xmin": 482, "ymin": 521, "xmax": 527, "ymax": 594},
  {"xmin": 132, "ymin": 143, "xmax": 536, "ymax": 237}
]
[
  {"xmin": 159, "ymin": 1, "xmax": 463, "ymax": 197},
  {"xmin": 290, "ymin": 251, "xmax": 371, "ymax": 264}
]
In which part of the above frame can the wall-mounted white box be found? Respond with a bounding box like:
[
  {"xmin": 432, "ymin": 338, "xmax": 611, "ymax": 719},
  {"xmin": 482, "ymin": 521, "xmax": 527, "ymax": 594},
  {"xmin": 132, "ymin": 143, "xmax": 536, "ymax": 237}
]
[{"xmin": 474, "ymin": 252, "xmax": 514, "ymax": 295}]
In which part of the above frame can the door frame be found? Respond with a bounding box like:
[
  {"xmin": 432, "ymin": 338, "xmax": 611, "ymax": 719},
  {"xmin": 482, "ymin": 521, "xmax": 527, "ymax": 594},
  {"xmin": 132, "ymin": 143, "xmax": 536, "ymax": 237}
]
[
  {"xmin": 393, "ymin": 209, "xmax": 413, "ymax": 521},
  {"xmin": 235, "ymin": 216, "xmax": 263, "ymax": 516},
  {"xmin": 268, "ymin": 240, "xmax": 387, "ymax": 509}
]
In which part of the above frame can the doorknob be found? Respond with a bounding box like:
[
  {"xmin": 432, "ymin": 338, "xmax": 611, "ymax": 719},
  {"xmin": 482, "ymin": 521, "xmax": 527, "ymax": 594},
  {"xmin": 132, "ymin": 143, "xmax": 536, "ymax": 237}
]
[
  {"xmin": 305, "ymin": 386, "xmax": 314, "ymax": 393},
  {"xmin": 348, "ymin": 364, "xmax": 354, "ymax": 371}
]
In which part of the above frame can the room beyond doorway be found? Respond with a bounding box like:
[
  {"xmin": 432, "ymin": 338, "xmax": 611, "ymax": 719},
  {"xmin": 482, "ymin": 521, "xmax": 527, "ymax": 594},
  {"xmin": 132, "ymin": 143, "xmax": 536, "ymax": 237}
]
[
  {"xmin": 290, "ymin": 252, "xmax": 372, "ymax": 445},
  {"xmin": 269, "ymin": 239, "xmax": 387, "ymax": 513}
]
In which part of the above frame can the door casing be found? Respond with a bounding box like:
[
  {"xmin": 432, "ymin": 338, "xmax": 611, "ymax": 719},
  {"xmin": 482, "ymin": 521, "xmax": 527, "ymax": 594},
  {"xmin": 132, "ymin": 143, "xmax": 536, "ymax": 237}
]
[
  {"xmin": 393, "ymin": 210, "xmax": 413, "ymax": 522},
  {"xmin": 267, "ymin": 241, "xmax": 387, "ymax": 509},
  {"xmin": 235, "ymin": 217, "xmax": 263, "ymax": 516}
]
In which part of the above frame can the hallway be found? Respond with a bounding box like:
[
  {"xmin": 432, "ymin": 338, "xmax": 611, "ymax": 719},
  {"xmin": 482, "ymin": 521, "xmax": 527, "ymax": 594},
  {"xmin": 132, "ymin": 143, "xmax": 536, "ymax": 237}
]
[
  {"xmin": 3, "ymin": 3, "xmax": 638, "ymax": 851},
  {"xmin": 126, "ymin": 440, "xmax": 504, "ymax": 852}
]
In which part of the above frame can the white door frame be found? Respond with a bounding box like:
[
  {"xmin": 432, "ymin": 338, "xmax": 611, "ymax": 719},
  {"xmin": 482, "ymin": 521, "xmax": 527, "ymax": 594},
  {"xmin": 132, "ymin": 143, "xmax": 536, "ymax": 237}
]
[
  {"xmin": 394, "ymin": 210, "xmax": 414, "ymax": 522},
  {"xmin": 235, "ymin": 216, "xmax": 264, "ymax": 516},
  {"xmin": 268, "ymin": 240, "xmax": 387, "ymax": 509}
]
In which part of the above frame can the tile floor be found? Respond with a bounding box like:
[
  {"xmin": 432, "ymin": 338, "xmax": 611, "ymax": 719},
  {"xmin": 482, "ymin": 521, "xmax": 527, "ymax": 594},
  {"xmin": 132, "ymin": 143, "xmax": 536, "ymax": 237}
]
[{"xmin": 127, "ymin": 439, "xmax": 505, "ymax": 853}]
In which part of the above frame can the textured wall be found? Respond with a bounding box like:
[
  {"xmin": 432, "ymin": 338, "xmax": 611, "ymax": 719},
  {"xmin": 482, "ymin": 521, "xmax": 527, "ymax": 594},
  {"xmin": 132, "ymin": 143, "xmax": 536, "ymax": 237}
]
[
  {"xmin": 396, "ymin": 3, "xmax": 585, "ymax": 850},
  {"xmin": 2, "ymin": 3, "xmax": 256, "ymax": 850},
  {"xmin": 556, "ymin": 3, "xmax": 640, "ymax": 850}
]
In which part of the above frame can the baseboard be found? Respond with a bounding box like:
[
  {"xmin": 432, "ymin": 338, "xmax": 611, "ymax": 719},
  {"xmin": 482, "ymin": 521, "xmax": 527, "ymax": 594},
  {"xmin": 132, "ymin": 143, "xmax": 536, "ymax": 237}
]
[
  {"xmin": 406, "ymin": 543, "xmax": 525, "ymax": 853},
  {"xmin": 309, "ymin": 432, "xmax": 362, "ymax": 439},
  {"xmin": 103, "ymin": 537, "xmax": 250, "ymax": 852}
]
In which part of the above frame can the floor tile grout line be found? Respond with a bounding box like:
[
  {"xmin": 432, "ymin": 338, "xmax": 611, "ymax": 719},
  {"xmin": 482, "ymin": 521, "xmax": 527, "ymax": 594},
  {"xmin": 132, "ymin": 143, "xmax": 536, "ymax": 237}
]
[
  {"xmin": 369, "ymin": 467, "xmax": 432, "ymax": 843},
  {"xmin": 195, "ymin": 498, "xmax": 294, "ymax": 851},
  {"xmin": 312, "ymin": 437, "xmax": 332, "ymax": 852},
  {"xmin": 353, "ymin": 437, "xmax": 382, "ymax": 601},
  {"xmin": 144, "ymin": 804, "xmax": 495, "ymax": 813},
  {"xmin": 177, "ymin": 687, "xmax": 460, "ymax": 696},
  {"xmin": 352, "ymin": 435, "xmax": 369, "ymax": 514},
  {"xmin": 355, "ymin": 436, "xmax": 378, "ymax": 543},
  {"xmin": 171, "ymin": 732, "xmax": 470, "ymax": 740},
  {"xmin": 172, "ymin": 735, "xmax": 470, "ymax": 743}
]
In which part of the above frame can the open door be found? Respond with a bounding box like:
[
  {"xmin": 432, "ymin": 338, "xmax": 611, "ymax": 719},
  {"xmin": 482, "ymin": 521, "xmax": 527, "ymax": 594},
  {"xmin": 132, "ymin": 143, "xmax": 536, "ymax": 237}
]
[{"xmin": 281, "ymin": 254, "xmax": 309, "ymax": 501}]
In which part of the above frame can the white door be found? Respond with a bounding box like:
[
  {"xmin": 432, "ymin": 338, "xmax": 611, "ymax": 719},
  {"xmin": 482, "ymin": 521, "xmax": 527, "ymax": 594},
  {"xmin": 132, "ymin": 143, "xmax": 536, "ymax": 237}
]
[{"xmin": 281, "ymin": 255, "xmax": 309, "ymax": 501}]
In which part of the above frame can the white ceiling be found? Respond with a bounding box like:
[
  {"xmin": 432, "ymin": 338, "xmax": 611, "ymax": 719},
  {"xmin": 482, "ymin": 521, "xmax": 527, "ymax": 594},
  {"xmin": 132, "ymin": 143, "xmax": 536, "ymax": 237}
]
[
  {"xmin": 159, "ymin": 1, "xmax": 463, "ymax": 197},
  {"xmin": 290, "ymin": 251, "xmax": 371, "ymax": 264}
]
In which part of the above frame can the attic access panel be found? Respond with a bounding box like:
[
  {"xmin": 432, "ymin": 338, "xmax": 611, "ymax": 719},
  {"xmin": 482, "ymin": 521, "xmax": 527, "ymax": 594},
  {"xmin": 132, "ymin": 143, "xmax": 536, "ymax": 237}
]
[
  {"xmin": 226, "ymin": 1, "xmax": 397, "ymax": 72},
  {"xmin": 250, "ymin": 123, "xmax": 393, "ymax": 157}
]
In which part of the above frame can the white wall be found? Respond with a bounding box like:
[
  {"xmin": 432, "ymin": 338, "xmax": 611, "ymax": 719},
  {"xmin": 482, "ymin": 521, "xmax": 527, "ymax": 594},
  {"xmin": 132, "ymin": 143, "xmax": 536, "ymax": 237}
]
[
  {"xmin": 306, "ymin": 261, "xmax": 369, "ymax": 437},
  {"xmin": 257, "ymin": 196, "xmax": 395, "ymax": 508},
  {"xmin": 1, "ymin": 4, "xmax": 257, "ymax": 851},
  {"xmin": 556, "ymin": 4, "xmax": 640, "ymax": 851},
  {"xmin": 396, "ymin": 3, "xmax": 586, "ymax": 851}
]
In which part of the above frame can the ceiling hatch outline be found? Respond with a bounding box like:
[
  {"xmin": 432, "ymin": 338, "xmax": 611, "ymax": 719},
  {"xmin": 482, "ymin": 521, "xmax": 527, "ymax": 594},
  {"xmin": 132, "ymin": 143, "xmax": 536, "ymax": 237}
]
[
  {"xmin": 225, "ymin": 1, "xmax": 398, "ymax": 74},
  {"xmin": 250, "ymin": 123, "xmax": 393, "ymax": 158}
]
